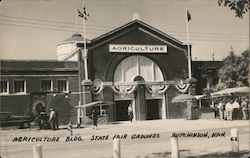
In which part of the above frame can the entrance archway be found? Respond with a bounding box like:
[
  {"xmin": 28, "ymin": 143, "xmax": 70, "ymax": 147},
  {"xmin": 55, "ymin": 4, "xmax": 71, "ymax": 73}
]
[{"xmin": 113, "ymin": 55, "xmax": 166, "ymax": 121}]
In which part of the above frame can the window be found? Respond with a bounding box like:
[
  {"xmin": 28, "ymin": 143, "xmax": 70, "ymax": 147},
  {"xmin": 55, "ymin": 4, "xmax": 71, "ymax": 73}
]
[
  {"xmin": 41, "ymin": 80, "xmax": 52, "ymax": 92},
  {"xmin": 114, "ymin": 56, "xmax": 164, "ymax": 82},
  {"xmin": 0, "ymin": 80, "xmax": 9, "ymax": 94},
  {"xmin": 14, "ymin": 80, "xmax": 26, "ymax": 93},
  {"xmin": 57, "ymin": 80, "xmax": 68, "ymax": 92}
]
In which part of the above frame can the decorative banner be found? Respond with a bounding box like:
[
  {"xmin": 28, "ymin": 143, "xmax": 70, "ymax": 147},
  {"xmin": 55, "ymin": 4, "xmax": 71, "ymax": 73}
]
[
  {"xmin": 93, "ymin": 79, "xmax": 190, "ymax": 95},
  {"xmin": 174, "ymin": 83, "xmax": 191, "ymax": 94},
  {"xmin": 146, "ymin": 84, "xmax": 170, "ymax": 95},
  {"xmin": 110, "ymin": 85, "xmax": 137, "ymax": 97},
  {"xmin": 93, "ymin": 79, "xmax": 104, "ymax": 95}
]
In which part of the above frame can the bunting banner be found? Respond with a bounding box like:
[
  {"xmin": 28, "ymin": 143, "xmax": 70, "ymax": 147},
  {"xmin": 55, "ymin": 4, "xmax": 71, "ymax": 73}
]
[
  {"xmin": 93, "ymin": 79, "xmax": 104, "ymax": 95},
  {"xmin": 110, "ymin": 85, "xmax": 137, "ymax": 97},
  {"xmin": 146, "ymin": 85, "xmax": 170, "ymax": 95},
  {"xmin": 174, "ymin": 83, "xmax": 191, "ymax": 94}
]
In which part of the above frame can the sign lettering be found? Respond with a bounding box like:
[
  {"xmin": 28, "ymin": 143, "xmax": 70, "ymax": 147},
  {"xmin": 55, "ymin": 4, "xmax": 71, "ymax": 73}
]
[{"xmin": 109, "ymin": 44, "xmax": 167, "ymax": 53}]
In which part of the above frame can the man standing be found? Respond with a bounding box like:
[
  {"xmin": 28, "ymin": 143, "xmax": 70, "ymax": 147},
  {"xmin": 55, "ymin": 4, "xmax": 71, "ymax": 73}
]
[
  {"xmin": 241, "ymin": 97, "xmax": 249, "ymax": 120},
  {"xmin": 49, "ymin": 108, "xmax": 56, "ymax": 130},
  {"xmin": 225, "ymin": 99, "xmax": 233, "ymax": 121},
  {"xmin": 232, "ymin": 98, "xmax": 240, "ymax": 120},
  {"xmin": 217, "ymin": 99, "xmax": 225, "ymax": 120},
  {"xmin": 128, "ymin": 104, "xmax": 133, "ymax": 122}
]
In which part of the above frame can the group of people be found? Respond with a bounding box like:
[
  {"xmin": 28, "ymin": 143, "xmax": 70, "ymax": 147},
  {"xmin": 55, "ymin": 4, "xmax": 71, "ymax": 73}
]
[
  {"xmin": 36, "ymin": 108, "xmax": 59, "ymax": 130},
  {"xmin": 217, "ymin": 97, "xmax": 249, "ymax": 121},
  {"xmin": 36, "ymin": 103, "xmax": 134, "ymax": 130}
]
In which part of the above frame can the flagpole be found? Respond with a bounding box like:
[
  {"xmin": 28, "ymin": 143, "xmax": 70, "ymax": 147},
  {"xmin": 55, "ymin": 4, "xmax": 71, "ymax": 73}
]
[
  {"xmin": 186, "ymin": 8, "xmax": 192, "ymax": 79},
  {"xmin": 83, "ymin": 8, "xmax": 88, "ymax": 81}
]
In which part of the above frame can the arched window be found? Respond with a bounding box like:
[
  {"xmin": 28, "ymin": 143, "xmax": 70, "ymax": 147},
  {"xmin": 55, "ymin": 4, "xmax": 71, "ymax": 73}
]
[{"xmin": 114, "ymin": 56, "xmax": 164, "ymax": 82}]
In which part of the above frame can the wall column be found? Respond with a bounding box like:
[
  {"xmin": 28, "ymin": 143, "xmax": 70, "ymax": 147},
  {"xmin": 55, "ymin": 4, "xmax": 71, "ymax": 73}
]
[
  {"xmin": 81, "ymin": 80, "xmax": 93, "ymax": 124},
  {"xmin": 134, "ymin": 83, "xmax": 146, "ymax": 120},
  {"xmin": 162, "ymin": 94, "xmax": 167, "ymax": 120}
]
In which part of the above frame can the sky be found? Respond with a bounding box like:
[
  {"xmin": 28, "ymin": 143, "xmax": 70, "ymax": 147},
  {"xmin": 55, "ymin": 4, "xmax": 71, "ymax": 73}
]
[{"xmin": 0, "ymin": 0, "xmax": 249, "ymax": 61}]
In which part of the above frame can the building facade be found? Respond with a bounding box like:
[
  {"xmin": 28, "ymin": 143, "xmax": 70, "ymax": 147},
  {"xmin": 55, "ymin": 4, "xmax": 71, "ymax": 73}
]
[{"xmin": 0, "ymin": 20, "xmax": 221, "ymax": 124}]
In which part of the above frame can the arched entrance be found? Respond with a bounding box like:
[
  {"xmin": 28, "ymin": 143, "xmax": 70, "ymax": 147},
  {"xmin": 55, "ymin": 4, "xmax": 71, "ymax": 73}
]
[
  {"xmin": 32, "ymin": 101, "xmax": 46, "ymax": 116},
  {"xmin": 113, "ymin": 55, "xmax": 166, "ymax": 121}
]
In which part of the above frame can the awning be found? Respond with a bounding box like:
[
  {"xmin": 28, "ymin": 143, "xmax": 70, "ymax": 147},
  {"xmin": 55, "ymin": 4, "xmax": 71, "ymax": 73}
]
[
  {"xmin": 172, "ymin": 94, "xmax": 196, "ymax": 103},
  {"xmin": 194, "ymin": 95, "xmax": 212, "ymax": 100},
  {"xmin": 75, "ymin": 101, "xmax": 114, "ymax": 108},
  {"xmin": 211, "ymin": 86, "xmax": 250, "ymax": 98}
]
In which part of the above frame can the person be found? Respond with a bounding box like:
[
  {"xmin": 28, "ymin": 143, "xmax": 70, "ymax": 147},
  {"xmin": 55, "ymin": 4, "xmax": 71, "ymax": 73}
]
[
  {"xmin": 225, "ymin": 99, "xmax": 233, "ymax": 121},
  {"xmin": 91, "ymin": 109, "xmax": 98, "ymax": 129},
  {"xmin": 38, "ymin": 111, "xmax": 48, "ymax": 129},
  {"xmin": 49, "ymin": 108, "xmax": 56, "ymax": 130},
  {"xmin": 241, "ymin": 97, "xmax": 249, "ymax": 120},
  {"xmin": 232, "ymin": 98, "xmax": 240, "ymax": 120},
  {"xmin": 55, "ymin": 110, "xmax": 59, "ymax": 130},
  {"xmin": 128, "ymin": 104, "xmax": 133, "ymax": 122},
  {"xmin": 217, "ymin": 99, "xmax": 225, "ymax": 120}
]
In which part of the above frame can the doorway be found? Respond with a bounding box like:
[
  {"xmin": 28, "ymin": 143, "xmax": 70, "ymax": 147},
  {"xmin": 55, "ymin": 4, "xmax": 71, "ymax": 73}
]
[
  {"xmin": 146, "ymin": 99, "xmax": 160, "ymax": 120},
  {"xmin": 115, "ymin": 100, "xmax": 131, "ymax": 121}
]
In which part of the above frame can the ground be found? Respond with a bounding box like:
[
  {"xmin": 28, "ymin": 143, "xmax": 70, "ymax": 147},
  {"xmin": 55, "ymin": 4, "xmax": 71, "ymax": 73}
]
[{"xmin": 0, "ymin": 119, "xmax": 249, "ymax": 158}]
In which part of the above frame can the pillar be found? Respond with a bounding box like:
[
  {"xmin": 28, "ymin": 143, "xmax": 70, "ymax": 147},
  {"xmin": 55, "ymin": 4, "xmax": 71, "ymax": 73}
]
[
  {"xmin": 162, "ymin": 94, "xmax": 167, "ymax": 120},
  {"xmin": 80, "ymin": 80, "xmax": 93, "ymax": 124},
  {"xmin": 134, "ymin": 83, "xmax": 146, "ymax": 120}
]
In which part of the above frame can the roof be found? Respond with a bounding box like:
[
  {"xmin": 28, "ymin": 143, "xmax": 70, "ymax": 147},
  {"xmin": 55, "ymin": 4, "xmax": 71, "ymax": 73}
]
[
  {"xmin": 57, "ymin": 34, "xmax": 90, "ymax": 46},
  {"xmin": 90, "ymin": 20, "xmax": 186, "ymax": 49},
  {"xmin": 211, "ymin": 86, "xmax": 250, "ymax": 98}
]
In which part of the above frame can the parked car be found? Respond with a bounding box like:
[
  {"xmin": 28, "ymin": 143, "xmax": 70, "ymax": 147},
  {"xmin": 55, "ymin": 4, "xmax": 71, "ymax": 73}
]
[{"xmin": 0, "ymin": 112, "xmax": 33, "ymax": 129}]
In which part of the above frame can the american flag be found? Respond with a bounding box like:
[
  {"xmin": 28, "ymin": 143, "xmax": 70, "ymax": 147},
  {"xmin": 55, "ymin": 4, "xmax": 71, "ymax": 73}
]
[{"xmin": 77, "ymin": 2, "xmax": 90, "ymax": 20}]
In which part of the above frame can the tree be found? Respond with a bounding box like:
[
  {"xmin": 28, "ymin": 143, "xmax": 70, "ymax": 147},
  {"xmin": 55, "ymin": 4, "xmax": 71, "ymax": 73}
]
[
  {"xmin": 218, "ymin": 0, "xmax": 249, "ymax": 18},
  {"xmin": 217, "ymin": 49, "xmax": 249, "ymax": 89}
]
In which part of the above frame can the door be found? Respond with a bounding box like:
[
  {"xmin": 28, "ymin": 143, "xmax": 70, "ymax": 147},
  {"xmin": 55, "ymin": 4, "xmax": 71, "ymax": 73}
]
[
  {"xmin": 146, "ymin": 99, "xmax": 160, "ymax": 120},
  {"xmin": 115, "ymin": 100, "xmax": 131, "ymax": 121}
]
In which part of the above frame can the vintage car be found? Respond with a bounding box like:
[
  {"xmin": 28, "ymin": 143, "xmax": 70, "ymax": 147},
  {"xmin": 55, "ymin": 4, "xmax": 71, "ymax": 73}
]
[{"xmin": 0, "ymin": 112, "xmax": 33, "ymax": 129}]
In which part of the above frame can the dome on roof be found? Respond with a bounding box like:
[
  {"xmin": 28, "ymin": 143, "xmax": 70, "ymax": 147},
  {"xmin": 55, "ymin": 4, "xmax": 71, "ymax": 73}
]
[
  {"xmin": 56, "ymin": 34, "xmax": 90, "ymax": 61},
  {"xmin": 60, "ymin": 34, "xmax": 90, "ymax": 44}
]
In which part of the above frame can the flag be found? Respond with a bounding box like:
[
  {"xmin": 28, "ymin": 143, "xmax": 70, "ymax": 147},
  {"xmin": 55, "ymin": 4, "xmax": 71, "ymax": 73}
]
[
  {"xmin": 187, "ymin": 10, "xmax": 191, "ymax": 22},
  {"xmin": 77, "ymin": 3, "xmax": 90, "ymax": 20},
  {"xmin": 83, "ymin": 7, "xmax": 90, "ymax": 17},
  {"xmin": 77, "ymin": 9, "xmax": 84, "ymax": 18}
]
